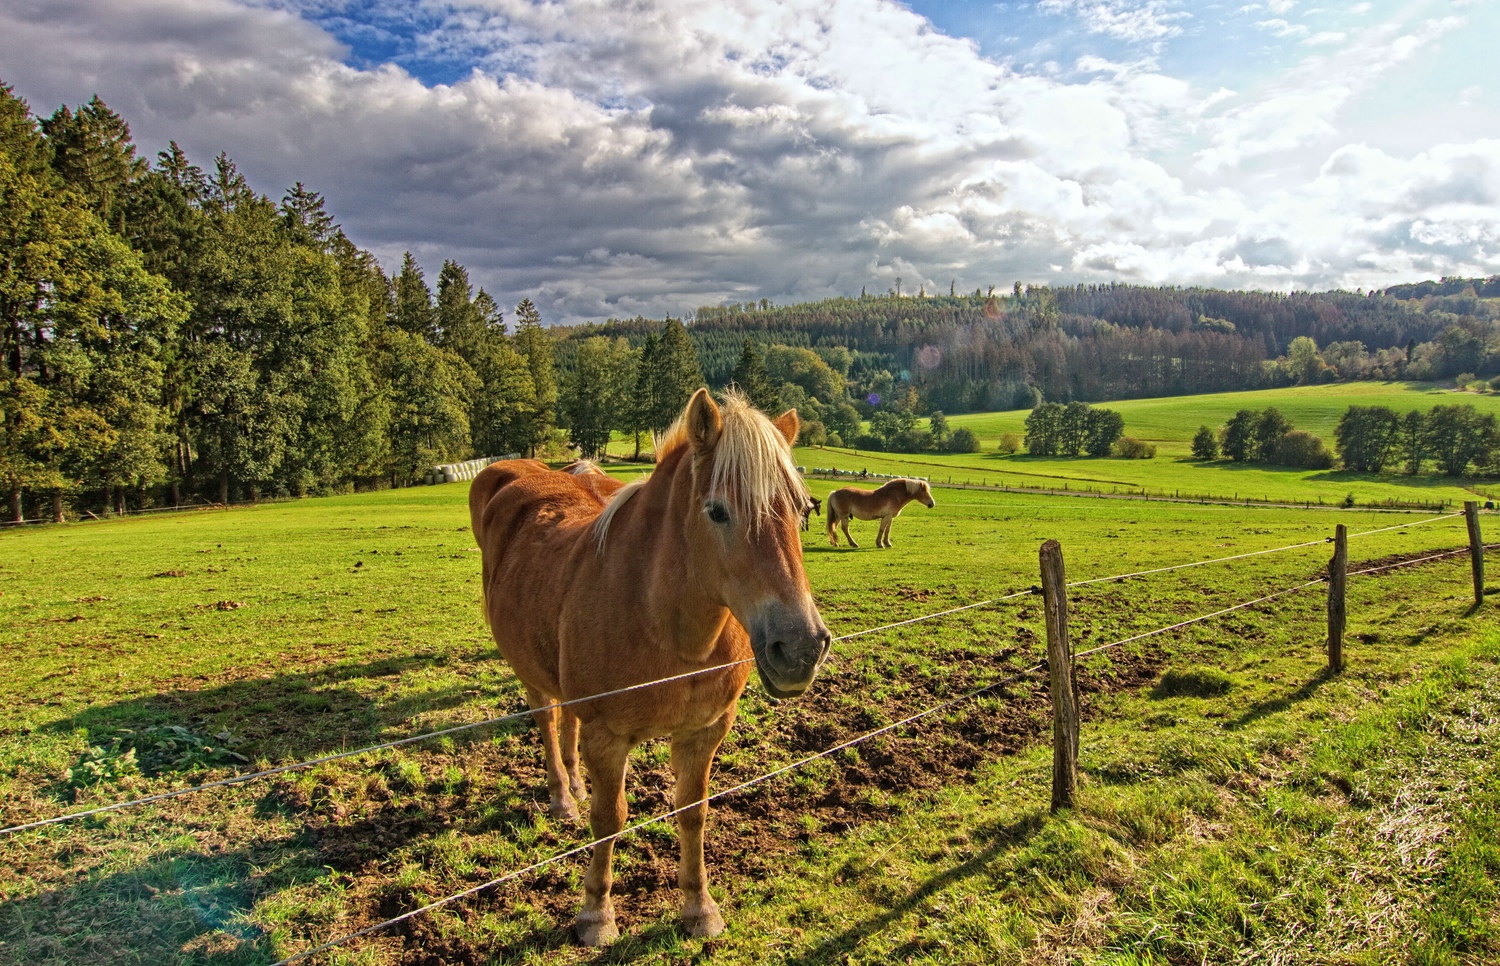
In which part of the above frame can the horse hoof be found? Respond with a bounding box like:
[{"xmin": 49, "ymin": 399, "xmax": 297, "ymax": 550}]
[
  {"xmin": 573, "ymin": 913, "xmax": 619, "ymax": 946},
  {"xmin": 549, "ymin": 799, "xmax": 581, "ymax": 823},
  {"xmin": 683, "ymin": 909, "xmax": 725, "ymax": 939}
]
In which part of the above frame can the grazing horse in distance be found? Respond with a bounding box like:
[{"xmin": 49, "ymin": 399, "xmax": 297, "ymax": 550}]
[
  {"xmin": 826, "ymin": 478, "xmax": 935, "ymax": 548},
  {"xmin": 470, "ymin": 389, "xmax": 830, "ymax": 945},
  {"xmin": 800, "ymin": 494, "xmax": 822, "ymax": 531}
]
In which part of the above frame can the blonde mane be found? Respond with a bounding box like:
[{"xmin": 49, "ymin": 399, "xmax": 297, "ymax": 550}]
[{"xmin": 594, "ymin": 391, "xmax": 805, "ymax": 550}]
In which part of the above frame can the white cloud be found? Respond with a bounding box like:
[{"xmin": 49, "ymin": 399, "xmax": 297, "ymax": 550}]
[
  {"xmin": 1196, "ymin": 14, "xmax": 1465, "ymax": 172},
  {"xmin": 0, "ymin": 0, "xmax": 1494, "ymax": 320},
  {"xmin": 1036, "ymin": 0, "xmax": 1190, "ymax": 45},
  {"xmin": 1255, "ymin": 18, "xmax": 1308, "ymax": 37}
]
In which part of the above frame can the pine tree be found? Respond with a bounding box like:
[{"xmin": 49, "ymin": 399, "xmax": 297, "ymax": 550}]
[
  {"xmin": 40, "ymin": 95, "xmax": 145, "ymax": 231},
  {"xmin": 436, "ymin": 260, "xmax": 481, "ymax": 352},
  {"xmin": 394, "ymin": 252, "xmax": 437, "ymax": 342},
  {"xmin": 279, "ymin": 182, "xmax": 336, "ymax": 249},
  {"xmin": 630, "ymin": 332, "xmax": 660, "ymax": 458},
  {"xmin": 649, "ymin": 317, "xmax": 703, "ymax": 434},
  {"xmin": 513, "ymin": 299, "xmax": 556, "ymax": 457},
  {"xmin": 729, "ymin": 338, "xmax": 777, "ymax": 413},
  {"xmin": 564, "ymin": 336, "xmax": 633, "ymax": 459}
]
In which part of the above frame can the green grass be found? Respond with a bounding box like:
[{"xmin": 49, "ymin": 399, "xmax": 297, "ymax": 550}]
[
  {"xmin": 788, "ymin": 382, "xmax": 1500, "ymax": 507},
  {"xmin": 1, "ymin": 458, "xmax": 1496, "ymax": 964}
]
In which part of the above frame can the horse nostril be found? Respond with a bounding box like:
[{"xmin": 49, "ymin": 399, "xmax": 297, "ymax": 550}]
[
  {"xmin": 817, "ymin": 629, "xmax": 832, "ymax": 658},
  {"xmin": 770, "ymin": 640, "xmax": 788, "ymax": 668}
]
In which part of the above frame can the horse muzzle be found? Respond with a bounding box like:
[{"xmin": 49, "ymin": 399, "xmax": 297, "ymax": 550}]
[{"xmin": 749, "ymin": 611, "xmax": 832, "ymax": 700}]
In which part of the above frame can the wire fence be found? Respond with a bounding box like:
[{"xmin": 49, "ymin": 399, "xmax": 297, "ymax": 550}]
[
  {"xmin": 4, "ymin": 507, "xmax": 1490, "ymax": 964},
  {"xmin": 272, "ymin": 522, "xmax": 1493, "ymax": 964},
  {"xmin": 0, "ymin": 511, "xmax": 1472, "ymax": 838}
]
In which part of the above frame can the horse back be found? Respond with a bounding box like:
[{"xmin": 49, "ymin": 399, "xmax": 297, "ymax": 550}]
[{"xmin": 470, "ymin": 460, "xmax": 619, "ymax": 695}]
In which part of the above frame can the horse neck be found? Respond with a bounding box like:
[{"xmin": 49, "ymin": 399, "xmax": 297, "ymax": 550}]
[{"xmin": 609, "ymin": 447, "xmax": 731, "ymax": 660}]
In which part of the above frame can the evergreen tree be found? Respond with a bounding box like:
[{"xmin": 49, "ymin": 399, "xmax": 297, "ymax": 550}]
[
  {"xmin": 564, "ymin": 336, "xmax": 634, "ymax": 459},
  {"xmin": 279, "ymin": 182, "xmax": 337, "ymax": 249},
  {"xmin": 123, "ymin": 142, "xmax": 207, "ymax": 291},
  {"xmin": 394, "ymin": 252, "xmax": 437, "ymax": 342},
  {"xmin": 513, "ymin": 298, "xmax": 556, "ymax": 456},
  {"xmin": 40, "ymin": 95, "xmax": 145, "ymax": 231},
  {"xmin": 384, "ymin": 329, "xmax": 476, "ymax": 482},
  {"xmin": 630, "ymin": 332, "xmax": 660, "ymax": 458},
  {"xmin": 729, "ymin": 338, "xmax": 777, "ymax": 413},
  {"xmin": 436, "ymin": 260, "xmax": 482, "ymax": 352},
  {"xmin": 645, "ymin": 318, "xmax": 704, "ymax": 435}
]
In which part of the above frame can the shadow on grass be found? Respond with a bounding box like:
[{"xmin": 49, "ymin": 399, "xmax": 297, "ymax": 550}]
[
  {"xmin": 771, "ymin": 810, "xmax": 1048, "ymax": 966},
  {"xmin": 36, "ymin": 651, "xmax": 525, "ymax": 810},
  {"xmin": 1224, "ymin": 666, "xmax": 1337, "ymax": 731},
  {"xmin": 0, "ymin": 769, "xmax": 555, "ymax": 966}
]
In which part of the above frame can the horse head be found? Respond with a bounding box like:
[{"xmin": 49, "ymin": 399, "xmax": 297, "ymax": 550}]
[
  {"xmin": 904, "ymin": 478, "xmax": 936, "ymax": 508},
  {"xmin": 680, "ymin": 389, "xmax": 831, "ymax": 699}
]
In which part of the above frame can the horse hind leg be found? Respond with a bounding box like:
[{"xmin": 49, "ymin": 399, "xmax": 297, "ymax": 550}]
[
  {"xmin": 826, "ymin": 510, "xmax": 839, "ymax": 547},
  {"xmin": 671, "ymin": 714, "xmax": 734, "ymax": 938},
  {"xmin": 560, "ymin": 707, "xmax": 585, "ymax": 804},
  {"xmin": 575, "ymin": 723, "xmax": 631, "ymax": 945},
  {"xmin": 525, "ymin": 686, "xmax": 581, "ymax": 823},
  {"xmin": 841, "ymin": 514, "xmax": 859, "ymax": 548}
]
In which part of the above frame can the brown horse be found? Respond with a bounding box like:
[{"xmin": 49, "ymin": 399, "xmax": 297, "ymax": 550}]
[
  {"xmin": 470, "ymin": 389, "xmax": 830, "ymax": 944},
  {"xmin": 825, "ymin": 478, "xmax": 935, "ymax": 548}
]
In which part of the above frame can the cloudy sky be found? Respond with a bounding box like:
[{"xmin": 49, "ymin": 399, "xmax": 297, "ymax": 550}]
[{"xmin": 2, "ymin": 0, "xmax": 1496, "ymax": 324}]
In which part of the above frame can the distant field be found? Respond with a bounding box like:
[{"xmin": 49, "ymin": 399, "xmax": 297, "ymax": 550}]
[
  {"xmin": 1, "ymin": 476, "xmax": 1496, "ymax": 964},
  {"xmin": 791, "ymin": 382, "xmax": 1500, "ymax": 508}
]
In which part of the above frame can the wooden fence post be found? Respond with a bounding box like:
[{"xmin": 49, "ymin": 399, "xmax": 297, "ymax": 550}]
[
  {"xmin": 1467, "ymin": 502, "xmax": 1484, "ymax": 607},
  {"xmin": 1039, "ymin": 539, "xmax": 1077, "ymax": 811},
  {"xmin": 1327, "ymin": 524, "xmax": 1346, "ymax": 673}
]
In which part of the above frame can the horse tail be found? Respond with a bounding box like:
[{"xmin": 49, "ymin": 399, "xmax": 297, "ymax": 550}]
[{"xmin": 824, "ymin": 494, "xmax": 840, "ymax": 537}]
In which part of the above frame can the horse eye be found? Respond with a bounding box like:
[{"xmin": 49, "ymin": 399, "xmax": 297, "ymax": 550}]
[{"xmin": 705, "ymin": 502, "xmax": 730, "ymax": 525}]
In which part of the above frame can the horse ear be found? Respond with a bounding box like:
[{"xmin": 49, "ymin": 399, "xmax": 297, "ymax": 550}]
[
  {"xmin": 772, "ymin": 409, "xmax": 799, "ymax": 447},
  {"xmin": 686, "ymin": 388, "xmax": 722, "ymax": 452}
]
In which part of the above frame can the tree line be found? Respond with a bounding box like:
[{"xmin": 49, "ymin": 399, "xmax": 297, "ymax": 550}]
[
  {"xmin": 0, "ymin": 85, "xmax": 708, "ymax": 521},
  {"xmin": 1185, "ymin": 404, "xmax": 1498, "ymax": 476},
  {"xmin": 7, "ymin": 83, "xmax": 1498, "ymax": 522}
]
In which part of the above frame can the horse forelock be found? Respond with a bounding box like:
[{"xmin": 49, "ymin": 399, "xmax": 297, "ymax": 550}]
[
  {"xmin": 705, "ymin": 393, "xmax": 806, "ymax": 529},
  {"xmin": 644, "ymin": 391, "xmax": 805, "ymax": 532}
]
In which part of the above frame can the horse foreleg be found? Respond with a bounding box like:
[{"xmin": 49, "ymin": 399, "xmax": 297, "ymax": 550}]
[
  {"xmin": 560, "ymin": 708, "xmax": 585, "ymax": 805},
  {"xmin": 671, "ymin": 714, "xmax": 734, "ymax": 938},
  {"xmin": 526, "ymin": 686, "xmax": 580, "ymax": 823},
  {"xmin": 575, "ymin": 724, "xmax": 631, "ymax": 946},
  {"xmin": 878, "ymin": 515, "xmax": 892, "ymax": 548}
]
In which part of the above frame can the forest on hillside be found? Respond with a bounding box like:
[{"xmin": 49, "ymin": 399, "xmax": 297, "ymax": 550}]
[{"xmin": 4, "ymin": 82, "xmax": 1499, "ymax": 523}]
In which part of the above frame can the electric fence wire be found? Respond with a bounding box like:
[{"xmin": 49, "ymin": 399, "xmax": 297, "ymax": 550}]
[
  {"xmin": 267, "ymin": 660, "xmax": 1049, "ymax": 966},
  {"xmin": 3, "ymin": 511, "xmax": 1477, "ymax": 837}
]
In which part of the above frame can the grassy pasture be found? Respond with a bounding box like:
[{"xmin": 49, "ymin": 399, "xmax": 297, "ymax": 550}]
[
  {"xmin": 785, "ymin": 382, "xmax": 1500, "ymax": 508},
  {"xmin": 1, "ymin": 470, "xmax": 1496, "ymax": 965}
]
